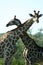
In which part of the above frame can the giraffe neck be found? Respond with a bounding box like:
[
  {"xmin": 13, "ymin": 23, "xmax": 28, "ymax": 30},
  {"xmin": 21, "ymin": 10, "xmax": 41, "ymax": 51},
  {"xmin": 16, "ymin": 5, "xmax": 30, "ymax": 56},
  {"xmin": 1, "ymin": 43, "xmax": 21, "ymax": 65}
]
[
  {"xmin": 16, "ymin": 18, "xmax": 34, "ymax": 33},
  {"xmin": 19, "ymin": 32, "xmax": 31, "ymax": 48},
  {"xmin": 22, "ymin": 18, "xmax": 34, "ymax": 31}
]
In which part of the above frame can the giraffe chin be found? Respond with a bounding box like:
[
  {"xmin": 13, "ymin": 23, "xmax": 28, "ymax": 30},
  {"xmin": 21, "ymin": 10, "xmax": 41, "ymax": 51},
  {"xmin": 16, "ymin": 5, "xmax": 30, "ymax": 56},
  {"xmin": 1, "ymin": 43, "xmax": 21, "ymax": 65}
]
[{"xmin": 37, "ymin": 20, "xmax": 39, "ymax": 23}]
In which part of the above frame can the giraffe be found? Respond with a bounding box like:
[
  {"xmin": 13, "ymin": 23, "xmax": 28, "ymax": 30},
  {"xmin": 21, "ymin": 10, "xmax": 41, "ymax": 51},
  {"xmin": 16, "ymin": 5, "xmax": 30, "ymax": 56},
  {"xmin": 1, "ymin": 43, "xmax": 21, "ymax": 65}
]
[
  {"xmin": 19, "ymin": 31, "xmax": 43, "ymax": 65},
  {"xmin": 6, "ymin": 11, "xmax": 43, "ymax": 65},
  {"xmin": 0, "ymin": 10, "xmax": 43, "ymax": 65},
  {"xmin": 0, "ymin": 15, "xmax": 21, "ymax": 57}
]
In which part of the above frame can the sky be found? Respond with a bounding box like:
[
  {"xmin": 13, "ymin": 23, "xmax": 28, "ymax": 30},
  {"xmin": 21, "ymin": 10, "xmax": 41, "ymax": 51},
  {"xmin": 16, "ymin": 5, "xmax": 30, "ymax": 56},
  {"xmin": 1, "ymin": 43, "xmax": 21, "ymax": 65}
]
[{"xmin": 0, "ymin": 0, "xmax": 43, "ymax": 34}]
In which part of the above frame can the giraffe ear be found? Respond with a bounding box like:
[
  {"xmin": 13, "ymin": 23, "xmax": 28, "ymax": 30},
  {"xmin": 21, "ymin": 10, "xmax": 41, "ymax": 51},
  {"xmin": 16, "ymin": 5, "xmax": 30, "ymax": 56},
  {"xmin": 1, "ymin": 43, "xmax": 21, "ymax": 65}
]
[
  {"xmin": 38, "ymin": 14, "xmax": 43, "ymax": 18},
  {"xmin": 29, "ymin": 14, "xmax": 34, "ymax": 17}
]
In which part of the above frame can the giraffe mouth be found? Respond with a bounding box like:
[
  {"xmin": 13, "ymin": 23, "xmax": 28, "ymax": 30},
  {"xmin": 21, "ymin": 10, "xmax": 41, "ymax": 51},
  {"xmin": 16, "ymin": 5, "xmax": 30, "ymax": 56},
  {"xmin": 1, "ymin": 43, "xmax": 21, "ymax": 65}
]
[
  {"xmin": 36, "ymin": 20, "xmax": 39, "ymax": 23},
  {"xmin": 6, "ymin": 24, "xmax": 9, "ymax": 27}
]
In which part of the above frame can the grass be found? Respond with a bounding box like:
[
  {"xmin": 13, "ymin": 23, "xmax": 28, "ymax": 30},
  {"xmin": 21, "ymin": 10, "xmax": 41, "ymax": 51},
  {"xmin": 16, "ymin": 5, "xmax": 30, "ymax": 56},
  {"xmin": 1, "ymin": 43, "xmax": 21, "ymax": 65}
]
[
  {"xmin": 0, "ymin": 58, "xmax": 4, "ymax": 65},
  {"xmin": 0, "ymin": 58, "xmax": 42, "ymax": 65}
]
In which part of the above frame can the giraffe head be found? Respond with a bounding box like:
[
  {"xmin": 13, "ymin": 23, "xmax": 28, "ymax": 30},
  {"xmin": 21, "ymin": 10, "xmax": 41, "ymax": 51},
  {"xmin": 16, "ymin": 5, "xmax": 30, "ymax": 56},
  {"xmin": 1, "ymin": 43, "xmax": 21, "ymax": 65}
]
[
  {"xmin": 29, "ymin": 10, "xmax": 43, "ymax": 23},
  {"xmin": 6, "ymin": 15, "xmax": 21, "ymax": 27}
]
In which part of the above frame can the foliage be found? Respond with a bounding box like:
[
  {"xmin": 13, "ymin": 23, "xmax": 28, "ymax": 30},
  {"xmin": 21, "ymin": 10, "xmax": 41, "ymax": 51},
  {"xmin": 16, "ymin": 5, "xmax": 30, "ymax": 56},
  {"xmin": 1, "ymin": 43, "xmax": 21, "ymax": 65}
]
[
  {"xmin": 0, "ymin": 58, "xmax": 4, "ymax": 65},
  {"xmin": 33, "ymin": 32, "xmax": 43, "ymax": 47}
]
